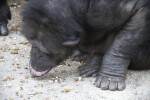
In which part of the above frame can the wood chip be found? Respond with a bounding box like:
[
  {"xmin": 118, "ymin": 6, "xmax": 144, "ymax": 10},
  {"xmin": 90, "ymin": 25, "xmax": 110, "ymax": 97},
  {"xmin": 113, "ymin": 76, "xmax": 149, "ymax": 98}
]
[
  {"xmin": 74, "ymin": 77, "xmax": 83, "ymax": 82},
  {"xmin": 66, "ymin": 63, "xmax": 71, "ymax": 66},
  {"xmin": 26, "ymin": 43, "xmax": 31, "ymax": 46},
  {"xmin": 12, "ymin": 68, "xmax": 16, "ymax": 71},
  {"xmin": 19, "ymin": 95, "xmax": 23, "ymax": 98},
  {"xmin": 61, "ymin": 88, "xmax": 70, "ymax": 93},
  {"xmin": 45, "ymin": 96, "xmax": 50, "ymax": 100},
  {"xmin": 2, "ymin": 37, "xmax": 6, "ymax": 41},
  {"xmin": 2, "ymin": 76, "xmax": 14, "ymax": 81},
  {"xmin": 35, "ymin": 91, "xmax": 43, "ymax": 94},
  {"xmin": 38, "ymin": 82, "xmax": 43, "ymax": 87},
  {"xmin": 19, "ymin": 40, "xmax": 28, "ymax": 45},
  {"xmin": 24, "ymin": 75, "xmax": 28, "ymax": 79},
  {"xmin": 0, "ymin": 56, "xmax": 4, "ymax": 59},
  {"xmin": 2, "ymin": 76, "xmax": 10, "ymax": 81},
  {"xmin": 10, "ymin": 50, "xmax": 18, "ymax": 54},
  {"xmin": 61, "ymin": 70, "xmax": 66, "ymax": 73},
  {"xmin": 12, "ymin": 47, "xmax": 19, "ymax": 50},
  {"xmin": 20, "ymin": 79, "xmax": 25, "ymax": 83},
  {"xmin": 60, "ymin": 84, "xmax": 66, "ymax": 87},
  {"xmin": 19, "ymin": 72, "xmax": 23, "ymax": 74},
  {"xmin": 9, "ymin": 76, "xmax": 14, "ymax": 80}
]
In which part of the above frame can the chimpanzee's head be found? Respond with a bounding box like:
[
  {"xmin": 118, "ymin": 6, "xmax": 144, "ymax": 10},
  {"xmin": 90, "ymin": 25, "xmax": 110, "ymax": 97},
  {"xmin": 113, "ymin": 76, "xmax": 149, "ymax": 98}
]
[
  {"xmin": 22, "ymin": 21, "xmax": 82, "ymax": 76},
  {"xmin": 27, "ymin": 34, "xmax": 80, "ymax": 77},
  {"xmin": 21, "ymin": 0, "xmax": 85, "ymax": 76}
]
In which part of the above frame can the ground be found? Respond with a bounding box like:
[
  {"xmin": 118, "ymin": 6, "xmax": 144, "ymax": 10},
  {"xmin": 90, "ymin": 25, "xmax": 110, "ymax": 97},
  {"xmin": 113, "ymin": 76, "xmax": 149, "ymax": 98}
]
[{"xmin": 0, "ymin": 2, "xmax": 150, "ymax": 100}]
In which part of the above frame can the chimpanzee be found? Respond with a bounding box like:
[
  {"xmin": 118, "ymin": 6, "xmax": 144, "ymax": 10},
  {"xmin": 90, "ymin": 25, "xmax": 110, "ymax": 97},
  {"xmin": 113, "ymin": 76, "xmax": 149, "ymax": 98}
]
[
  {"xmin": 21, "ymin": 0, "xmax": 150, "ymax": 91},
  {"xmin": 0, "ymin": 0, "xmax": 11, "ymax": 36}
]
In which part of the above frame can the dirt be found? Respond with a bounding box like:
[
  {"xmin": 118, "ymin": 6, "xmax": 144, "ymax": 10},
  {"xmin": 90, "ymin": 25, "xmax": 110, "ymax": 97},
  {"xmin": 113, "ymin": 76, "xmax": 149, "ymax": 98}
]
[{"xmin": 0, "ymin": 2, "xmax": 150, "ymax": 100}]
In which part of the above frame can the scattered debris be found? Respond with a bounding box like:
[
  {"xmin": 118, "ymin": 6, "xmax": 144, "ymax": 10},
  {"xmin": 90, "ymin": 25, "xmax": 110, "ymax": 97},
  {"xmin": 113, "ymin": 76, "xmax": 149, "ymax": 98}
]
[
  {"xmin": 61, "ymin": 70, "xmax": 66, "ymax": 73},
  {"xmin": 74, "ymin": 77, "xmax": 83, "ymax": 82},
  {"xmin": 0, "ymin": 56, "xmax": 4, "ymax": 59},
  {"xmin": 61, "ymin": 88, "xmax": 70, "ymax": 93},
  {"xmin": 19, "ymin": 40, "xmax": 28, "ymax": 45},
  {"xmin": 45, "ymin": 96, "xmax": 50, "ymax": 100},
  {"xmin": 2, "ymin": 76, "xmax": 14, "ymax": 81},
  {"xmin": 10, "ymin": 49, "xmax": 19, "ymax": 54}
]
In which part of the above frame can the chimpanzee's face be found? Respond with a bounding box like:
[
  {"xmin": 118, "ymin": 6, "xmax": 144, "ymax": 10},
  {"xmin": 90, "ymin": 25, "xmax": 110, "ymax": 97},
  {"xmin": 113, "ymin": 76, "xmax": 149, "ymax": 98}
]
[
  {"xmin": 29, "ymin": 46, "xmax": 56, "ymax": 76},
  {"xmin": 28, "ymin": 37, "xmax": 73, "ymax": 77},
  {"xmin": 29, "ymin": 40, "xmax": 63, "ymax": 76}
]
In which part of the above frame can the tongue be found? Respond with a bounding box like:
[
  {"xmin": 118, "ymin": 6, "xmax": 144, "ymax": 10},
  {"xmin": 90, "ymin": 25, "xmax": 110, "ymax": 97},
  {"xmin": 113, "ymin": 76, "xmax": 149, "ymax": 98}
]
[{"xmin": 29, "ymin": 64, "xmax": 50, "ymax": 77}]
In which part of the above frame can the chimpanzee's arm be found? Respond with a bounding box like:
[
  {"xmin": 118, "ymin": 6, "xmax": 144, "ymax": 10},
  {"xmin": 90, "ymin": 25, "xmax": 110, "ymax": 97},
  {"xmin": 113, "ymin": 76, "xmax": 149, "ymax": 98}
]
[{"xmin": 95, "ymin": 7, "xmax": 150, "ymax": 91}]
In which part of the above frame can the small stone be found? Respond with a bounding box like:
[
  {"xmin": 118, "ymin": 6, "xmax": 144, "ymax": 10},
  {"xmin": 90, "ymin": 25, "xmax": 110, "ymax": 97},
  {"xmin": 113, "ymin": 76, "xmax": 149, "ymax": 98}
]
[
  {"xmin": 66, "ymin": 63, "xmax": 71, "ymax": 66},
  {"xmin": 60, "ymin": 84, "xmax": 66, "ymax": 87},
  {"xmin": 45, "ymin": 96, "xmax": 50, "ymax": 100},
  {"xmin": 19, "ymin": 72, "xmax": 23, "ymax": 74},
  {"xmin": 10, "ymin": 50, "xmax": 18, "ymax": 54},
  {"xmin": 2, "ymin": 76, "xmax": 14, "ymax": 81},
  {"xmin": 12, "ymin": 47, "xmax": 19, "ymax": 50},
  {"xmin": 19, "ymin": 95, "xmax": 23, "ymax": 98},
  {"xmin": 60, "ymin": 76, "xmax": 65, "ymax": 79},
  {"xmin": 2, "ymin": 44, "xmax": 10, "ymax": 52},
  {"xmin": 61, "ymin": 88, "xmax": 70, "ymax": 93},
  {"xmin": 17, "ymin": 66, "xmax": 21, "ymax": 69},
  {"xmin": 20, "ymin": 79, "xmax": 25, "ymax": 83},
  {"xmin": 0, "ymin": 56, "xmax": 4, "ymax": 59},
  {"xmin": 2, "ymin": 37, "xmax": 6, "ymax": 41},
  {"xmin": 74, "ymin": 77, "xmax": 83, "ymax": 82},
  {"xmin": 26, "ymin": 43, "xmax": 31, "ymax": 46},
  {"xmin": 19, "ymin": 40, "xmax": 28, "ymax": 45},
  {"xmin": 4, "ymin": 84, "xmax": 12, "ymax": 88},
  {"xmin": 2, "ymin": 76, "xmax": 10, "ymax": 81},
  {"xmin": 38, "ymin": 82, "xmax": 43, "ymax": 87},
  {"xmin": 11, "ymin": 43, "xmax": 16, "ymax": 45},
  {"xmin": 9, "ymin": 76, "xmax": 14, "ymax": 80},
  {"xmin": 35, "ymin": 91, "xmax": 43, "ymax": 94},
  {"xmin": 24, "ymin": 75, "xmax": 28, "ymax": 79},
  {"xmin": 61, "ymin": 70, "xmax": 66, "ymax": 73},
  {"xmin": 12, "ymin": 68, "xmax": 16, "ymax": 71},
  {"xmin": 50, "ymin": 78, "xmax": 56, "ymax": 81}
]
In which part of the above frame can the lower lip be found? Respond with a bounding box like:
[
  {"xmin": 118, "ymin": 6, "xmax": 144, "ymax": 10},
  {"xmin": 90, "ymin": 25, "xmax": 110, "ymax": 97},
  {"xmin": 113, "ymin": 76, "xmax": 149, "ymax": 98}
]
[{"xmin": 29, "ymin": 64, "xmax": 51, "ymax": 77}]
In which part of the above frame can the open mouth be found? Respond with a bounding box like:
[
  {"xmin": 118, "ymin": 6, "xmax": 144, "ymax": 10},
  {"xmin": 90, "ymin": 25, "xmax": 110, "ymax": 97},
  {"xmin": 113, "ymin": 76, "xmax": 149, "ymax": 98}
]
[{"xmin": 29, "ymin": 64, "xmax": 51, "ymax": 77}]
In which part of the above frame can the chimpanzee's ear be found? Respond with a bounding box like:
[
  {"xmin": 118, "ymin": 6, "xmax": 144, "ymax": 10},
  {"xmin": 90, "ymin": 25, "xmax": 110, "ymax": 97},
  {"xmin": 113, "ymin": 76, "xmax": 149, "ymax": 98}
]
[{"xmin": 63, "ymin": 38, "xmax": 80, "ymax": 46}]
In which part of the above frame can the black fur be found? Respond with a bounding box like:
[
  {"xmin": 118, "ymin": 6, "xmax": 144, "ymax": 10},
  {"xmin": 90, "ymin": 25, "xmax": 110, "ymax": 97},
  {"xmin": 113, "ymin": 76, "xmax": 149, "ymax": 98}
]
[
  {"xmin": 0, "ymin": 0, "xmax": 11, "ymax": 24},
  {"xmin": 21, "ymin": 0, "xmax": 150, "ymax": 91},
  {"xmin": 0, "ymin": 0, "xmax": 11, "ymax": 36}
]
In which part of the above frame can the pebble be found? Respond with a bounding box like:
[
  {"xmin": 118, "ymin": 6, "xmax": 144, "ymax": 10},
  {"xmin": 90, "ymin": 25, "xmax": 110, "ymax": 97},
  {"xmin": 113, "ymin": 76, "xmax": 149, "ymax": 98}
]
[
  {"xmin": 61, "ymin": 88, "xmax": 70, "ymax": 93},
  {"xmin": 74, "ymin": 77, "xmax": 83, "ymax": 82},
  {"xmin": 2, "ymin": 76, "xmax": 14, "ymax": 81},
  {"xmin": 19, "ymin": 40, "xmax": 28, "ymax": 45},
  {"xmin": 24, "ymin": 75, "xmax": 28, "ymax": 79},
  {"xmin": 0, "ymin": 56, "xmax": 4, "ymax": 59},
  {"xmin": 10, "ymin": 50, "xmax": 19, "ymax": 54},
  {"xmin": 45, "ymin": 96, "xmax": 50, "ymax": 100},
  {"xmin": 19, "ymin": 79, "xmax": 25, "ymax": 83}
]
